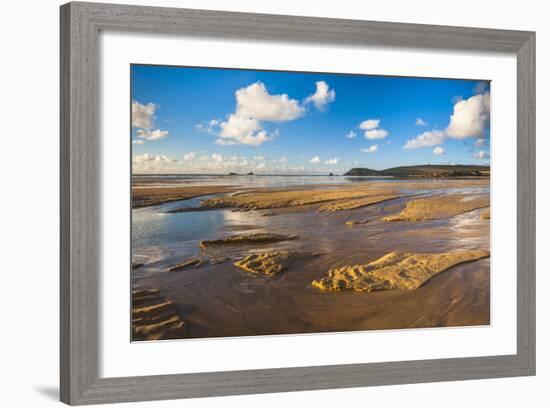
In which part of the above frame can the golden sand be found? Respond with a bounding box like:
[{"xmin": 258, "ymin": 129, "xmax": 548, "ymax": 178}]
[
  {"xmin": 233, "ymin": 251, "xmax": 313, "ymax": 276},
  {"xmin": 201, "ymin": 188, "xmax": 384, "ymax": 211},
  {"xmin": 480, "ymin": 208, "xmax": 491, "ymax": 220},
  {"xmin": 312, "ymin": 250, "xmax": 490, "ymax": 292},
  {"xmin": 132, "ymin": 289, "xmax": 187, "ymax": 340},
  {"xmin": 132, "ymin": 185, "xmax": 235, "ymax": 208},
  {"xmin": 317, "ymin": 194, "xmax": 401, "ymax": 211},
  {"xmin": 382, "ymin": 194, "xmax": 489, "ymax": 221}
]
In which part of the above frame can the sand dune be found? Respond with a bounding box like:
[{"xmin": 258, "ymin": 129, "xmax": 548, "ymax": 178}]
[
  {"xmin": 312, "ymin": 250, "xmax": 490, "ymax": 292},
  {"xmin": 382, "ymin": 194, "xmax": 489, "ymax": 221}
]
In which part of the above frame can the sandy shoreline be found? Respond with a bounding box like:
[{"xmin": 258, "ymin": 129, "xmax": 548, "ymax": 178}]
[{"xmin": 132, "ymin": 177, "xmax": 490, "ymax": 340}]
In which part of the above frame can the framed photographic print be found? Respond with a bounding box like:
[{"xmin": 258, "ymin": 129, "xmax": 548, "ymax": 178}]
[{"xmin": 60, "ymin": 2, "xmax": 536, "ymax": 405}]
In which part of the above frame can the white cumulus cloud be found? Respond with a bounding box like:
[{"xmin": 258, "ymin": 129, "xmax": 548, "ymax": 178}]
[
  {"xmin": 433, "ymin": 146, "xmax": 446, "ymax": 155},
  {"xmin": 346, "ymin": 130, "xmax": 357, "ymax": 139},
  {"xmin": 359, "ymin": 119, "xmax": 389, "ymax": 140},
  {"xmin": 309, "ymin": 156, "xmax": 320, "ymax": 164},
  {"xmin": 136, "ymin": 128, "xmax": 169, "ymax": 141},
  {"xmin": 214, "ymin": 81, "xmax": 307, "ymax": 146},
  {"xmin": 415, "ymin": 118, "xmax": 428, "ymax": 126},
  {"xmin": 360, "ymin": 145, "xmax": 378, "ymax": 153},
  {"xmin": 446, "ymin": 92, "xmax": 490, "ymax": 139},
  {"xmin": 132, "ymin": 101, "xmax": 156, "ymax": 129},
  {"xmin": 404, "ymin": 92, "xmax": 490, "ymax": 150},
  {"xmin": 365, "ymin": 129, "xmax": 389, "ymax": 140},
  {"xmin": 359, "ymin": 119, "xmax": 380, "ymax": 131},
  {"xmin": 304, "ymin": 81, "xmax": 335, "ymax": 110},
  {"xmin": 183, "ymin": 152, "xmax": 195, "ymax": 161},
  {"xmin": 404, "ymin": 130, "xmax": 445, "ymax": 149},
  {"xmin": 324, "ymin": 158, "xmax": 338, "ymax": 165},
  {"xmin": 235, "ymin": 82, "xmax": 304, "ymax": 122},
  {"xmin": 132, "ymin": 100, "xmax": 169, "ymax": 141},
  {"xmin": 132, "ymin": 139, "xmax": 144, "ymax": 145}
]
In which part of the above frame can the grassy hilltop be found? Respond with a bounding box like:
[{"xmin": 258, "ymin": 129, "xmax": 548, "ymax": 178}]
[{"xmin": 344, "ymin": 164, "xmax": 490, "ymax": 178}]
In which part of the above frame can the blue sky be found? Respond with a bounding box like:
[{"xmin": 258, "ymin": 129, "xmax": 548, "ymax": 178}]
[{"xmin": 131, "ymin": 64, "xmax": 490, "ymax": 174}]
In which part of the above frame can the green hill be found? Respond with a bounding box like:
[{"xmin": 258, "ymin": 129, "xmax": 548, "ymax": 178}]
[{"xmin": 344, "ymin": 164, "xmax": 490, "ymax": 178}]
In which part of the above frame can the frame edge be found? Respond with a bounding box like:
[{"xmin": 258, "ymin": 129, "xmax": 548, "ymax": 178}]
[{"xmin": 60, "ymin": 2, "xmax": 536, "ymax": 405}]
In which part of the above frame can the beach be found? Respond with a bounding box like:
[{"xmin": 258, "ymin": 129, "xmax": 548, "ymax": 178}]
[{"xmin": 131, "ymin": 175, "xmax": 490, "ymax": 340}]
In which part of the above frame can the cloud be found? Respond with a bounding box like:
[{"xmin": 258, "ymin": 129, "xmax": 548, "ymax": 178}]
[
  {"xmin": 195, "ymin": 119, "xmax": 220, "ymax": 134},
  {"xmin": 446, "ymin": 92, "xmax": 490, "ymax": 139},
  {"xmin": 183, "ymin": 152, "xmax": 195, "ymax": 161},
  {"xmin": 359, "ymin": 119, "xmax": 389, "ymax": 140},
  {"xmin": 253, "ymin": 155, "xmax": 265, "ymax": 161},
  {"xmin": 132, "ymin": 139, "xmax": 144, "ymax": 145},
  {"xmin": 404, "ymin": 130, "xmax": 445, "ymax": 149},
  {"xmin": 132, "ymin": 101, "xmax": 156, "ymax": 129},
  {"xmin": 364, "ymin": 129, "xmax": 389, "ymax": 140},
  {"xmin": 433, "ymin": 146, "xmax": 446, "ymax": 155},
  {"xmin": 136, "ymin": 128, "xmax": 169, "ymax": 141},
  {"xmin": 360, "ymin": 145, "xmax": 378, "ymax": 153},
  {"xmin": 415, "ymin": 118, "xmax": 428, "ymax": 126},
  {"xmin": 346, "ymin": 130, "xmax": 357, "ymax": 139},
  {"xmin": 272, "ymin": 157, "xmax": 288, "ymax": 164},
  {"xmin": 235, "ymin": 82, "xmax": 304, "ymax": 122},
  {"xmin": 304, "ymin": 81, "xmax": 335, "ymax": 110},
  {"xmin": 309, "ymin": 156, "xmax": 320, "ymax": 164},
  {"xmin": 359, "ymin": 119, "xmax": 380, "ymax": 131},
  {"xmin": 132, "ymin": 100, "xmax": 169, "ymax": 141},
  {"xmin": 475, "ymin": 138, "xmax": 487, "ymax": 147},
  {"xmin": 132, "ymin": 153, "xmax": 176, "ymax": 172},
  {"xmin": 404, "ymin": 92, "xmax": 490, "ymax": 150},
  {"xmin": 324, "ymin": 158, "xmax": 338, "ymax": 165},
  {"xmin": 472, "ymin": 150, "xmax": 490, "ymax": 159},
  {"xmin": 213, "ymin": 81, "xmax": 308, "ymax": 146},
  {"xmin": 218, "ymin": 114, "xmax": 271, "ymax": 146},
  {"xmin": 211, "ymin": 153, "xmax": 224, "ymax": 162},
  {"xmin": 215, "ymin": 139, "xmax": 238, "ymax": 146}
]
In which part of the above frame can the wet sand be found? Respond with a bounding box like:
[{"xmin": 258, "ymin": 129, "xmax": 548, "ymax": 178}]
[{"xmin": 132, "ymin": 177, "xmax": 490, "ymax": 339}]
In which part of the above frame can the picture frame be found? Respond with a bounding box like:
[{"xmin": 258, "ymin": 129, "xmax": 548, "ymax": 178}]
[{"xmin": 60, "ymin": 1, "xmax": 536, "ymax": 405}]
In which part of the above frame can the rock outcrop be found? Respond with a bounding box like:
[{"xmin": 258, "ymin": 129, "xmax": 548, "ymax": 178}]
[
  {"xmin": 234, "ymin": 251, "xmax": 309, "ymax": 276},
  {"xmin": 312, "ymin": 250, "xmax": 490, "ymax": 292},
  {"xmin": 132, "ymin": 289, "xmax": 187, "ymax": 340},
  {"xmin": 168, "ymin": 259, "xmax": 203, "ymax": 272},
  {"xmin": 200, "ymin": 233, "xmax": 298, "ymax": 249}
]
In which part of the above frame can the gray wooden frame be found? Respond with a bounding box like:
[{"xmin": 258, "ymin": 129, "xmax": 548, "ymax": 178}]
[{"xmin": 60, "ymin": 1, "xmax": 536, "ymax": 405}]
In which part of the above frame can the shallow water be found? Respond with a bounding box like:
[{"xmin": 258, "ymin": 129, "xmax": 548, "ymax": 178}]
[
  {"xmin": 131, "ymin": 176, "xmax": 490, "ymax": 339},
  {"xmin": 132, "ymin": 177, "xmax": 489, "ymax": 273}
]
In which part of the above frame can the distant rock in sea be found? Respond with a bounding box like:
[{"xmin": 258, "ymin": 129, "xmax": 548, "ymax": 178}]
[
  {"xmin": 328, "ymin": 172, "xmax": 335, "ymax": 176},
  {"xmin": 228, "ymin": 172, "xmax": 239, "ymax": 176},
  {"xmin": 247, "ymin": 172, "xmax": 254, "ymax": 175}
]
